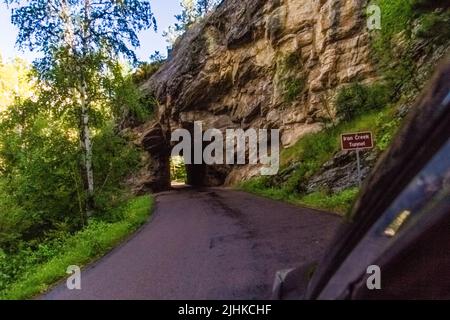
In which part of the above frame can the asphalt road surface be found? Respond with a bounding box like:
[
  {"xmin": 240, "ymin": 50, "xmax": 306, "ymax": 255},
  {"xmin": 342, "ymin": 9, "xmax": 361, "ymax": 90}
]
[{"xmin": 43, "ymin": 187, "xmax": 341, "ymax": 300}]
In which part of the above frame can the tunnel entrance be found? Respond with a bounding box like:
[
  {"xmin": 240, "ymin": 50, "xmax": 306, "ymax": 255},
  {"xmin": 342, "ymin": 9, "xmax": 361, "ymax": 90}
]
[
  {"xmin": 170, "ymin": 122, "xmax": 228, "ymax": 188},
  {"xmin": 183, "ymin": 122, "xmax": 207, "ymax": 187}
]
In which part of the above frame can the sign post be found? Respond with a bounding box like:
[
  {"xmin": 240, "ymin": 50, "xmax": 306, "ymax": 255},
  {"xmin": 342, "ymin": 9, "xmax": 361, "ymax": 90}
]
[
  {"xmin": 341, "ymin": 132, "xmax": 374, "ymax": 187},
  {"xmin": 356, "ymin": 149, "xmax": 362, "ymax": 187}
]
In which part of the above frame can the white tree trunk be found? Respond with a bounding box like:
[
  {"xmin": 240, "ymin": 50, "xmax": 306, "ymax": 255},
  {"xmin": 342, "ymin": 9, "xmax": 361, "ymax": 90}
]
[
  {"xmin": 80, "ymin": 82, "xmax": 94, "ymax": 216},
  {"xmin": 81, "ymin": 0, "xmax": 94, "ymax": 215},
  {"xmin": 57, "ymin": 0, "xmax": 95, "ymax": 218}
]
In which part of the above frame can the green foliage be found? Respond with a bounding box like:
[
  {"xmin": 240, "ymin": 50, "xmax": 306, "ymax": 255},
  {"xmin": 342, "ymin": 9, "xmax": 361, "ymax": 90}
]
[
  {"xmin": 276, "ymin": 51, "xmax": 305, "ymax": 103},
  {"xmin": 375, "ymin": 0, "xmax": 414, "ymax": 37},
  {"xmin": 416, "ymin": 11, "xmax": 450, "ymax": 43},
  {"xmin": 170, "ymin": 156, "xmax": 187, "ymax": 183},
  {"xmin": 0, "ymin": 105, "xmax": 144, "ymax": 252},
  {"xmin": 7, "ymin": 0, "xmax": 156, "ymax": 65},
  {"xmin": 283, "ymin": 77, "xmax": 306, "ymax": 103},
  {"xmin": 241, "ymin": 106, "xmax": 397, "ymax": 214},
  {"xmin": 105, "ymin": 62, "xmax": 153, "ymax": 124},
  {"xmin": 371, "ymin": 0, "xmax": 450, "ymax": 96},
  {"xmin": 0, "ymin": 57, "xmax": 34, "ymax": 111},
  {"xmin": 0, "ymin": 60, "xmax": 147, "ymax": 252},
  {"xmin": 370, "ymin": 0, "xmax": 414, "ymax": 93},
  {"xmin": 163, "ymin": 0, "xmax": 222, "ymax": 44},
  {"xmin": 240, "ymin": 179, "xmax": 359, "ymax": 216},
  {"xmin": 240, "ymin": 178, "xmax": 291, "ymax": 201},
  {"xmin": 5, "ymin": 0, "xmax": 158, "ymax": 217},
  {"xmin": 298, "ymin": 188, "xmax": 359, "ymax": 215},
  {"xmin": 335, "ymin": 82, "xmax": 391, "ymax": 121},
  {"xmin": 132, "ymin": 60, "xmax": 164, "ymax": 84},
  {"xmin": 92, "ymin": 124, "xmax": 143, "ymax": 211},
  {"xmin": 0, "ymin": 181, "xmax": 30, "ymax": 251},
  {"xmin": 375, "ymin": 109, "xmax": 401, "ymax": 151},
  {"xmin": 0, "ymin": 0, "xmax": 158, "ymax": 300},
  {"xmin": 0, "ymin": 101, "xmax": 84, "ymax": 246},
  {"xmin": 0, "ymin": 195, "xmax": 154, "ymax": 299}
]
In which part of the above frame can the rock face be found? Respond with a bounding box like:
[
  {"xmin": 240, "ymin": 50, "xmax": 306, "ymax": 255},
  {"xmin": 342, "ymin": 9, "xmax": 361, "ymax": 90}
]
[
  {"xmin": 139, "ymin": 0, "xmax": 375, "ymax": 191},
  {"xmin": 305, "ymin": 149, "xmax": 380, "ymax": 193}
]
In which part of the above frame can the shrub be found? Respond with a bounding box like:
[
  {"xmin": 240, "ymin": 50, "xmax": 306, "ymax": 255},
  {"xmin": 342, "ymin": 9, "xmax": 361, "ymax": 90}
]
[
  {"xmin": 0, "ymin": 102, "xmax": 144, "ymax": 253},
  {"xmin": 0, "ymin": 195, "xmax": 153, "ymax": 299},
  {"xmin": 371, "ymin": 0, "xmax": 449, "ymax": 96},
  {"xmin": 336, "ymin": 83, "xmax": 391, "ymax": 121},
  {"xmin": 416, "ymin": 11, "xmax": 450, "ymax": 43},
  {"xmin": 376, "ymin": 111, "xmax": 401, "ymax": 151},
  {"xmin": 284, "ymin": 77, "xmax": 306, "ymax": 103},
  {"xmin": 132, "ymin": 61, "xmax": 163, "ymax": 84}
]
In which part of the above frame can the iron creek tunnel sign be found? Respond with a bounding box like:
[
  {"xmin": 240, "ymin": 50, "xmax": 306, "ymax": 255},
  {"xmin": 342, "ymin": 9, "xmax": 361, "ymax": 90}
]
[
  {"xmin": 341, "ymin": 132, "xmax": 374, "ymax": 151},
  {"xmin": 341, "ymin": 131, "xmax": 374, "ymax": 187}
]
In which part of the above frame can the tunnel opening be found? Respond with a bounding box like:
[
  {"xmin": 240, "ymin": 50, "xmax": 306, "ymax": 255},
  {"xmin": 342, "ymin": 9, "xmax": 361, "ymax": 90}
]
[
  {"xmin": 167, "ymin": 119, "xmax": 238, "ymax": 189},
  {"xmin": 185, "ymin": 162, "xmax": 207, "ymax": 187},
  {"xmin": 170, "ymin": 122, "xmax": 230, "ymax": 188},
  {"xmin": 182, "ymin": 122, "xmax": 208, "ymax": 187}
]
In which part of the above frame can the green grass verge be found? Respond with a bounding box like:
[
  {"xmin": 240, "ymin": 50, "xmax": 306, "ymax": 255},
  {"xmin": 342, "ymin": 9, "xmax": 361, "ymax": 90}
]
[
  {"xmin": 240, "ymin": 184, "xmax": 359, "ymax": 216},
  {"xmin": 296, "ymin": 188, "xmax": 360, "ymax": 214},
  {"xmin": 0, "ymin": 195, "xmax": 154, "ymax": 300}
]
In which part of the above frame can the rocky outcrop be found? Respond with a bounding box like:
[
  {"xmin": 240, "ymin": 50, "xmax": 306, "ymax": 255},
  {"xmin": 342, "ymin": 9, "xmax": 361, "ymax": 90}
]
[
  {"xmin": 305, "ymin": 149, "xmax": 380, "ymax": 193},
  {"xmin": 139, "ymin": 0, "xmax": 376, "ymax": 191}
]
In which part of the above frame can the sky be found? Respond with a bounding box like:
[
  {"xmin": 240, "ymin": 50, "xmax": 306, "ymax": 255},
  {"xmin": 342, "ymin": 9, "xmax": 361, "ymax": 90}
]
[{"xmin": 0, "ymin": 0, "xmax": 182, "ymax": 62}]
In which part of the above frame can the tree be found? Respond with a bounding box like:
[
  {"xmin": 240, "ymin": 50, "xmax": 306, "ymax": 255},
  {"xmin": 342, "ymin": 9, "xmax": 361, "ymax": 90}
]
[
  {"xmin": 163, "ymin": 0, "xmax": 197, "ymax": 45},
  {"xmin": 0, "ymin": 55, "xmax": 34, "ymax": 111},
  {"xmin": 4, "ymin": 0, "xmax": 156, "ymax": 216},
  {"xmin": 196, "ymin": 0, "xmax": 221, "ymax": 16},
  {"xmin": 163, "ymin": 0, "xmax": 222, "ymax": 45}
]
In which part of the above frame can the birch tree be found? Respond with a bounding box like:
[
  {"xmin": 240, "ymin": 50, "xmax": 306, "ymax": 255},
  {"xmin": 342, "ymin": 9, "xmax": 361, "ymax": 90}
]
[{"xmin": 5, "ymin": 0, "xmax": 156, "ymax": 216}]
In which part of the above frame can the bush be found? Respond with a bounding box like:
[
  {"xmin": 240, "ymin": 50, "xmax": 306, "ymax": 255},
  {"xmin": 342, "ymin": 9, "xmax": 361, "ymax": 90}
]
[
  {"xmin": 416, "ymin": 11, "xmax": 450, "ymax": 43},
  {"xmin": 0, "ymin": 100, "xmax": 145, "ymax": 253},
  {"xmin": 375, "ymin": 110, "xmax": 401, "ymax": 151},
  {"xmin": 132, "ymin": 61, "xmax": 163, "ymax": 84},
  {"xmin": 336, "ymin": 83, "xmax": 391, "ymax": 121},
  {"xmin": 284, "ymin": 77, "xmax": 306, "ymax": 103},
  {"xmin": 371, "ymin": 0, "xmax": 450, "ymax": 96},
  {"xmin": 92, "ymin": 124, "xmax": 142, "ymax": 211},
  {"xmin": 240, "ymin": 106, "xmax": 397, "ymax": 214},
  {"xmin": 0, "ymin": 195, "xmax": 153, "ymax": 299}
]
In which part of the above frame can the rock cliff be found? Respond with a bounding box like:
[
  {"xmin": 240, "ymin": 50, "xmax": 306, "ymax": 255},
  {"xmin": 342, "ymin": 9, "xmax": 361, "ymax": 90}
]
[{"xmin": 138, "ymin": 0, "xmax": 376, "ymax": 191}]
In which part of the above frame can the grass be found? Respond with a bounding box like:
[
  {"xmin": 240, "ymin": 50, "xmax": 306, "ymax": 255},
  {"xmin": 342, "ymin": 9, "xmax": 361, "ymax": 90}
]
[
  {"xmin": 297, "ymin": 188, "xmax": 360, "ymax": 214},
  {"xmin": 243, "ymin": 1, "xmax": 444, "ymax": 216},
  {"xmin": 240, "ymin": 182, "xmax": 359, "ymax": 216},
  {"xmin": 281, "ymin": 106, "xmax": 395, "ymax": 173},
  {"xmin": 0, "ymin": 195, "xmax": 154, "ymax": 300},
  {"xmin": 241, "ymin": 105, "xmax": 399, "ymax": 215}
]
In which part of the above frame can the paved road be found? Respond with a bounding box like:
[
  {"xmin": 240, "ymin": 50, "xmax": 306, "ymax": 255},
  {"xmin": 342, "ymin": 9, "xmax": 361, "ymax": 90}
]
[{"xmin": 43, "ymin": 187, "xmax": 341, "ymax": 300}]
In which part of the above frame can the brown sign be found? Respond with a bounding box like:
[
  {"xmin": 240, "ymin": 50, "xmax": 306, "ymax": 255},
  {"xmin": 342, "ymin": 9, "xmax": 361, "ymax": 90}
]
[{"xmin": 341, "ymin": 132, "xmax": 374, "ymax": 151}]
